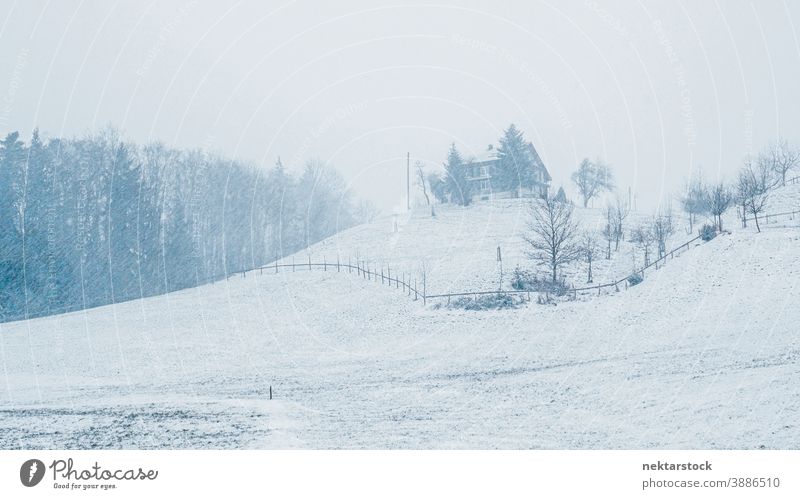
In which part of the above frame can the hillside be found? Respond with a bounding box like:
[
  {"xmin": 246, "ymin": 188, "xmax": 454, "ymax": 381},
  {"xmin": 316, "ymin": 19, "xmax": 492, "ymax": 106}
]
[{"xmin": 1, "ymin": 187, "xmax": 798, "ymax": 449}]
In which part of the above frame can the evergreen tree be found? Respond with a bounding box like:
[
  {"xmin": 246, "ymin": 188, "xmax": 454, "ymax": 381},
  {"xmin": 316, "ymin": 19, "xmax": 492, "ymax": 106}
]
[
  {"xmin": 444, "ymin": 144, "xmax": 472, "ymax": 205},
  {"xmin": 554, "ymin": 186, "xmax": 568, "ymax": 203},
  {"xmin": 495, "ymin": 124, "xmax": 533, "ymax": 195}
]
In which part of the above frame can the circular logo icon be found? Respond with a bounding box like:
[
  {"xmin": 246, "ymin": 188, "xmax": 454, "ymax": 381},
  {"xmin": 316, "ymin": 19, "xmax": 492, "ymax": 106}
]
[{"xmin": 20, "ymin": 459, "xmax": 45, "ymax": 487}]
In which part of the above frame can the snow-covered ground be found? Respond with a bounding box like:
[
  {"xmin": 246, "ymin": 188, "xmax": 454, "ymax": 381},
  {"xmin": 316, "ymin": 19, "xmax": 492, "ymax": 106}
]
[
  {"xmin": 287, "ymin": 198, "xmax": 692, "ymax": 295},
  {"xmin": 1, "ymin": 187, "xmax": 799, "ymax": 449}
]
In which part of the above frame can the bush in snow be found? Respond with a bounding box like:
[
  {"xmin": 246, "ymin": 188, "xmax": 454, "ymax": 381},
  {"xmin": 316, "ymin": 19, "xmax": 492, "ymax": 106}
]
[
  {"xmin": 627, "ymin": 273, "xmax": 643, "ymax": 286},
  {"xmin": 511, "ymin": 266, "xmax": 570, "ymax": 296},
  {"xmin": 443, "ymin": 293, "xmax": 523, "ymax": 310},
  {"xmin": 699, "ymin": 223, "xmax": 716, "ymax": 241}
]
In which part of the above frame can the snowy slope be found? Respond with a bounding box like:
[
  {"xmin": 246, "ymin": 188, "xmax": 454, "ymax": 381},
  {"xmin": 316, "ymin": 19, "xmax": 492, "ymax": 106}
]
[
  {"xmin": 1, "ymin": 191, "xmax": 799, "ymax": 449},
  {"xmin": 286, "ymin": 199, "xmax": 689, "ymax": 295}
]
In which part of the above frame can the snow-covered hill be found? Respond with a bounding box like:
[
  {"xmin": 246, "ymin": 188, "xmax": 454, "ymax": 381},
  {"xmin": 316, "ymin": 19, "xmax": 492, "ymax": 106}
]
[{"xmin": 1, "ymin": 187, "xmax": 799, "ymax": 449}]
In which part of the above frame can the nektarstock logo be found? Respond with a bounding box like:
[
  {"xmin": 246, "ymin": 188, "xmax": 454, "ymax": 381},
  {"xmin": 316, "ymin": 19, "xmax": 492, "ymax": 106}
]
[{"xmin": 20, "ymin": 459, "xmax": 46, "ymax": 487}]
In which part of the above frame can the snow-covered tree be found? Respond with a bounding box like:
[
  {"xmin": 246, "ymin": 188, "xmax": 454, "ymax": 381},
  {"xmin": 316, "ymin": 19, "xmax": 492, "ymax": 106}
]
[
  {"xmin": 580, "ymin": 231, "xmax": 599, "ymax": 283},
  {"xmin": 680, "ymin": 173, "xmax": 708, "ymax": 233},
  {"xmin": 523, "ymin": 195, "xmax": 581, "ymax": 283},
  {"xmin": 554, "ymin": 186, "xmax": 568, "ymax": 203},
  {"xmin": 630, "ymin": 224, "xmax": 655, "ymax": 267},
  {"xmin": 571, "ymin": 158, "xmax": 614, "ymax": 208},
  {"xmin": 737, "ymin": 157, "xmax": 773, "ymax": 232},
  {"xmin": 650, "ymin": 208, "xmax": 675, "ymax": 259},
  {"xmin": 495, "ymin": 124, "xmax": 534, "ymax": 195},
  {"xmin": 705, "ymin": 180, "xmax": 733, "ymax": 231},
  {"xmin": 444, "ymin": 143, "xmax": 472, "ymax": 206},
  {"xmin": 765, "ymin": 139, "xmax": 800, "ymax": 186}
]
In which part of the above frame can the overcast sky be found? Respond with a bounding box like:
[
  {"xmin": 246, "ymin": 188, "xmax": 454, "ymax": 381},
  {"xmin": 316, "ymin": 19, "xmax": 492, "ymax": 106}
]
[{"xmin": 2, "ymin": 0, "xmax": 799, "ymax": 212}]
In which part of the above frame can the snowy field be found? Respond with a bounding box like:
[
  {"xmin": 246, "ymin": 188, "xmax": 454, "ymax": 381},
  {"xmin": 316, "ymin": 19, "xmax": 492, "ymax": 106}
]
[{"xmin": 1, "ymin": 190, "xmax": 799, "ymax": 449}]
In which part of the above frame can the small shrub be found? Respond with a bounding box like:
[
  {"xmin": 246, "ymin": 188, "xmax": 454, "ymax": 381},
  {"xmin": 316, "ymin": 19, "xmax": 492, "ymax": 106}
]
[
  {"xmin": 511, "ymin": 266, "xmax": 536, "ymax": 290},
  {"xmin": 699, "ymin": 224, "xmax": 716, "ymax": 241},
  {"xmin": 446, "ymin": 293, "xmax": 523, "ymax": 310},
  {"xmin": 510, "ymin": 266, "xmax": 570, "ymax": 296},
  {"xmin": 627, "ymin": 273, "xmax": 643, "ymax": 286}
]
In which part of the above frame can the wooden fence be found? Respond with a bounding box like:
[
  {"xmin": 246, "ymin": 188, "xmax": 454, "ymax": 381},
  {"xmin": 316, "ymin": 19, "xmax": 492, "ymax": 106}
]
[
  {"xmin": 743, "ymin": 208, "xmax": 800, "ymax": 225},
  {"xmin": 425, "ymin": 234, "xmax": 704, "ymax": 303},
  {"xmin": 227, "ymin": 255, "xmax": 427, "ymax": 304},
  {"xmin": 223, "ymin": 233, "xmax": 708, "ymax": 307}
]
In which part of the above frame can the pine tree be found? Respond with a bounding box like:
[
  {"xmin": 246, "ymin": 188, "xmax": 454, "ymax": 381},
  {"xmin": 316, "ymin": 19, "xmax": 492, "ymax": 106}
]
[
  {"xmin": 495, "ymin": 124, "xmax": 531, "ymax": 195},
  {"xmin": 444, "ymin": 143, "xmax": 472, "ymax": 205}
]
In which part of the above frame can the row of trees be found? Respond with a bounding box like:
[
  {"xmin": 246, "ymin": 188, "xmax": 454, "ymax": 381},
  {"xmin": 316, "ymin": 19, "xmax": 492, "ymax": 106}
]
[
  {"xmin": 527, "ymin": 139, "xmax": 798, "ymax": 286},
  {"xmin": 524, "ymin": 195, "xmax": 676, "ymax": 285},
  {"xmin": 0, "ymin": 128, "xmax": 365, "ymax": 322},
  {"xmin": 680, "ymin": 139, "xmax": 798, "ymax": 234}
]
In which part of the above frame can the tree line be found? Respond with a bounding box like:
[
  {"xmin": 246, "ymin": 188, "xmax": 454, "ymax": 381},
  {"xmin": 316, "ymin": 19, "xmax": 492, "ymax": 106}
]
[
  {"xmin": 523, "ymin": 138, "xmax": 798, "ymax": 288},
  {"xmin": 0, "ymin": 127, "xmax": 369, "ymax": 322}
]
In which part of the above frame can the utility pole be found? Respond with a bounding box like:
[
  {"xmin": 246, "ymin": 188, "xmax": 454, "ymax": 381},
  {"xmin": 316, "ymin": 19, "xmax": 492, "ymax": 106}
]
[{"xmin": 406, "ymin": 152, "xmax": 410, "ymax": 211}]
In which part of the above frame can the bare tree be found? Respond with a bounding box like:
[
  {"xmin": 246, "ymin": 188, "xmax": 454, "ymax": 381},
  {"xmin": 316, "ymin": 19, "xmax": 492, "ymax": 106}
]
[
  {"xmin": 737, "ymin": 157, "xmax": 773, "ymax": 233},
  {"xmin": 766, "ymin": 139, "xmax": 800, "ymax": 186},
  {"xmin": 612, "ymin": 196, "xmax": 629, "ymax": 251},
  {"xmin": 630, "ymin": 224, "xmax": 655, "ymax": 267},
  {"xmin": 651, "ymin": 208, "xmax": 675, "ymax": 259},
  {"xmin": 523, "ymin": 196, "xmax": 581, "ymax": 283},
  {"xmin": 414, "ymin": 161, "xmax": 435, "ymax": 217},
  {"xmin": 601, "ymin": 205, "xmax": 614, "ymax": 259},
  {"xmin": 680, "ymin": 173, "xmax": 708, "ymax": 233},
  {"xmin": 580, "ymin": 231, "xmax": 599, "ymax": 283},
  {"xmin": 705, "ymin": 180, "xmax": 733, "ymax": 231},
  {"xmin": 571, "ymin": 158, "xmax": 615, "ymax": 208}
]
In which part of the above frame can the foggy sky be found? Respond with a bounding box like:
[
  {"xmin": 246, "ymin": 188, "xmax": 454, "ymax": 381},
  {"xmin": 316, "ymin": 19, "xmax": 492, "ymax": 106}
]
[{"xmin": 2, "ymin": 0, "xmax": 799, "ymax": 212}]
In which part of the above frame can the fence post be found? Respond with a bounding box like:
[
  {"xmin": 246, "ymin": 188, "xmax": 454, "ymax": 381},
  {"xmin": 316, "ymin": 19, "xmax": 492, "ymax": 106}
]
[
  {"xmin": 324, "ymin": 256, "xmax": 327, "ymax": 272},
  {"xmin": 402, "ymin": 273, "xmax": 406, "ymax": 292},
  {"xmin": 308, "ymin": 255, "xmax": 312, "ymax": 271},
  {"xmin": 292, "ymin": 257, "xmax": 295, "ymax": 272},
  {"xmin": 387, "ymin": 266, "xmax": 391, "ymax": 286},
  {"xmin": 414, "ymin": 278, "xmax": 418, "ymax": 300},
  {"xmin": 337, "ymin": 257, "xmax": 340, "ymax": 272},
  {"xmin": 423, "ymin": 272, "xmax": 427, "ymax": 305},
  {"xmin": 381, "ymin": 267, "xmax": 385, "ymax": 284}
]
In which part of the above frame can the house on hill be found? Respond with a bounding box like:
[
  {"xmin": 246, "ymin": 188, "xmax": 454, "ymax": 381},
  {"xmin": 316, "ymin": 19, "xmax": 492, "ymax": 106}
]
[{"xmin": 464, "ymin": 144, "xmax": 551, "ymax": 202}]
